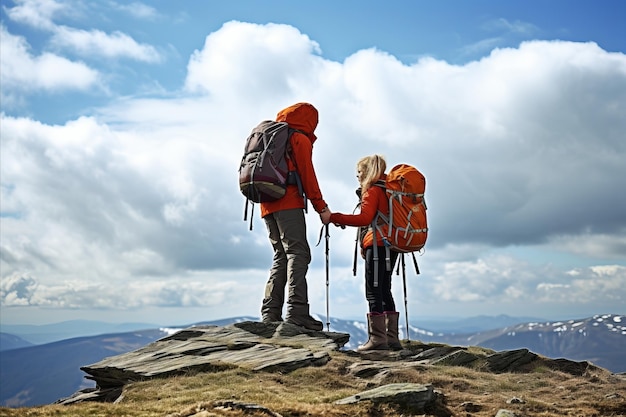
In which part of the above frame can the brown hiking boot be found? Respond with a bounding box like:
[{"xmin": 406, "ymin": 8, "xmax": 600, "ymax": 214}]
[
  {"xmin": 285, "ymin": 303, "xmax": 323, "ymax": 331},
  {"xmin": 261, "ymin": 314, "xmax": 283, "ymax": 323},
  {"xmin": 384, "ymin": 311, "xmax": 402, "ymax": 350},
  {"xmin": 357, "ymin": 313, "xmax": 388, "ymax": 351},
  {"xmin": 285, "ymin": 314, "xmax": 323, "ymax": 331}
]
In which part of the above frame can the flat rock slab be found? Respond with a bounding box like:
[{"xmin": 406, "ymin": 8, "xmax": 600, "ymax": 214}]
[
  {"xmin": 335, "ymin": 383, "xmax": 436, "ymax": 413},
  {"xmin": 81, "ymin": 321, "xmax": 349, "ymax": 389}
]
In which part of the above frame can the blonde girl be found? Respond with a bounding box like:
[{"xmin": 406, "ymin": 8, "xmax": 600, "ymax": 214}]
[{"xmin": 329, "ymin": 155, "xmax": 400, "ymax": 351}]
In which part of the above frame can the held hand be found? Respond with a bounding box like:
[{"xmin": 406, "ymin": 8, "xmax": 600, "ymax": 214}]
[{"xmin": 320, "ymin": 207, "xmax": 332, "ymax": 225}]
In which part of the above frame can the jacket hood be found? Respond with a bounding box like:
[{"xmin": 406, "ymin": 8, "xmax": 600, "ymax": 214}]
[{"xmin": 276, "ymin": 102, "xmax": 318, "ymax": 142}]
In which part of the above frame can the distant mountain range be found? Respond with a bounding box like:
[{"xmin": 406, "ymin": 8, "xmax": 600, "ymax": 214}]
[
  {"xmin": 0, "ymin": 332, "xmax": 34, "ymax": 351},
  {"xmin": 0, "ymin": 328, "xmax": 169, "ymax": 408},
  {"xmin": 1, "ymin": 320, "xmax": 160, "ymax": 346},
  {"xmin": 416, "ymin": 314, "xmax": 626, "ymax": 374},
  {"xmin": 1, "ymin": 313, "xmax": 623, "ymax": 408},
  {"xmin": 0, "ymin": 314, "xmax": 542, "ymax": 348}
]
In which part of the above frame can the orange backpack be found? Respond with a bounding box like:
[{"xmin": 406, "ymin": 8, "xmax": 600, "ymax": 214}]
[
  {"xmin": 362, "ymin": 164, "xmax": 428, "ymax": 289},
  {"xmin": 373, "ymin": 163, "xmax": 428, "ymax": 253}
]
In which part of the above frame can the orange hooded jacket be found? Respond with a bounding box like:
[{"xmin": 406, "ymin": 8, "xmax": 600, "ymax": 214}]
[
  {"xmin": 260, "ymin": 103, "xmax": 328, "ymax": 217},
  {"xmin": 329, "ymin": 174, "xmax": 388, "ymax": 248}
]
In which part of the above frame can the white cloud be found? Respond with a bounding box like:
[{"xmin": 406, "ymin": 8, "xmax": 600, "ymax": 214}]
[
  {"xmin": 535, "ymin": 265, "xmax": 626, "ymax": 304},
  {"xmin": 461, "ymin": 18, "xmax": 539, "ymax": 58},
  {"xmin": 549, "ymin": 233, "xmax": 626, "ymax": 260},
  {"xmin": 50, "ymin": 26, "xmax": 162, "ymax": 62},
  {"xmin": 0, "ymin": 273, "xmax": 38, "ymax": 306},
  {"xmin": 484, "ymin": 18, "xmax": 539, "ymax": 35},
  {"xmin": 0, "ymin": 268, "xmax": 266, "ymax": 312},
  {"xmin": 430, "ymin": 255, "xmax": 530, "ymax": 302},
  {"xmin": 3, "ymin": 0, "xmax": 68, "ymax": 30},
  {"xmin": 4, "ymin": 0, "xmax": 162, "ymax": 63},
  {"xmin": 2, "ymin": 22, "xmax": 625, "ymax": 320},
  {"xmin": 185, "ymin": 21, "xmax": 323, "ymax": 98},
  {"xmin": 427, "ymin": 255, "xmax": 626, "ymax": 306},
  {"xmin": 0, "ymin": 24, "xmax": 100, "ymax": 96},
  {"xmin": 113, "ymin": 1, "xmax": 159, "ymax": 20}
]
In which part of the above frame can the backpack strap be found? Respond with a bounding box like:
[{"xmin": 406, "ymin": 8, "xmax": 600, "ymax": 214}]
[
  {"xmin": 353, "ymin": 227, "xmax": 359, "ymax": 277},
  {"xmin": 370, "ymin": 216, "xmax": 394, "ymax": 289},
  {"xmin": 380, "ymin": 224, "xmax": 392, "ymax": 272},
  {"xmin": 243, "ymin": 198, "xmax": 255, "ymax": 231},
  {"xmin": 372, "ymin": 216, "xmax": 379, "ymax": 288},
  {"xmin": 352, "ymin": 197, "xmax": 362, "ymax": 277},
  {"xmin": 370, "ymin": 179, "xmax": 388, "ymax": 288},
  {"xmin": 360, "ymin": 181, "xmax": 398, "ymax": 286},
  {"xmin": 411, "ymin": 252, "xmax": 420, "ymax": 275},
  {"xmin": 286, "ymin": 128, "xmax": 308, "ymax": 212}
]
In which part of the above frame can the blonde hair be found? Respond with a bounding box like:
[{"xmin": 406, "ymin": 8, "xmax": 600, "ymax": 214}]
[{"xmin": 357, "ymin": 154, "xmax": 386, "ymax": 192}]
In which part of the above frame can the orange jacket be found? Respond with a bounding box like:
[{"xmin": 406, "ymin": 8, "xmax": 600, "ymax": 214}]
[
  {"xmin": 260, "ymin": 103, "xmax": 328, "ymax": 217},
  {"xmin": 329, "ymin": 175, "xmax": 388, "ymax": 248}
]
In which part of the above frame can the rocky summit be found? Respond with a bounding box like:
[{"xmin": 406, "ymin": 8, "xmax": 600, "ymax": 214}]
[{"xmin": 56, "ymin": 321, "xmax": 625, "ymax": 416}]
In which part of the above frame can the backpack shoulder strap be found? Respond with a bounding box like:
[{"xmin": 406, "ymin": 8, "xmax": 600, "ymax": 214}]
[
  {"xmin": 284, "ymin": 127, "xmax": 308, "ymax": 165},
  {"xmin": 284, "ymin": 127, "xmax": 307, "ymax": 210},
  {"xmin": 373, "ymin": 179, "xmax": 386, "ymax": 189}
]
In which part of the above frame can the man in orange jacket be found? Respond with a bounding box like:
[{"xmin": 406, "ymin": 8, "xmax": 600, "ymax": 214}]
[{"xmin": 260, "ymin": 102, "xmax": 331, "ymax": 331}]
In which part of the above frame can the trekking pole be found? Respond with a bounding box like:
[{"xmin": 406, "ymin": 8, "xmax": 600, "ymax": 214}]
[
  {"xmin": 324, "ymin": 224, "xmax": 330, "ymax": 332},
  {"xmin": 352, "ymin": 229, "xmax": 359, "ymax": 276},
  {"xmin": 401, "ymin": 253, "xmax": 410, "ymax": 341}
]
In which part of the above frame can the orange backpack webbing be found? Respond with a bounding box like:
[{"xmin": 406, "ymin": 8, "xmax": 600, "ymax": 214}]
[{"xmin": 371, "ymin": 164, "xmax": 428, "ymax": 287}]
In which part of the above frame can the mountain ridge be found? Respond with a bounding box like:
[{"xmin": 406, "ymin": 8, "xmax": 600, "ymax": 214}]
[{"xmin": 0, "ymin": 320, "xmax": 160, "ymax": 346}]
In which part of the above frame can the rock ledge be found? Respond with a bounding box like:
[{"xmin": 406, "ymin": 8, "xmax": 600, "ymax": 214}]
[{"xmin": 57, "ymin": 320, "xmax": 597, "ymax": 410}]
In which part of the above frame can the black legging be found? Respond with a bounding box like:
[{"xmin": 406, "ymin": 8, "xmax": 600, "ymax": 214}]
[{"xmin": 364, "ymin": 246, "xmax": 399, "ymax": 313}]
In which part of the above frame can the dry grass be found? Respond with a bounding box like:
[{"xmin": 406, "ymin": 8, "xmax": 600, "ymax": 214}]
[{"xmin": 1, "ymin": 351, "xmax": 625, "ymax": 417}]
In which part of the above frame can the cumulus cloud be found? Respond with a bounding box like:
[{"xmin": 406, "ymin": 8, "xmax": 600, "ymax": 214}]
[
  {"xmin": 2, "ymin": 21, "xmax": 625, "ymax": 318},
  {"xmin": 0, "ymin": 113, "xmax": 257, "ymax": 283},
  {"xmin": 0, "ymin": 273, "xmax": 38, "ymax": 306},
  {"xmin": 549, "ymin": 233, "xmax": 626, "ymax": 260},
  {"xmin": 50, "ymin": 26, "xmax": 162, "ymax": 62},
  {"xmin": 0, "ymin": 24, "xmax": 100, "ymax": 95},
  {"xmin": 3, "ymin": 0, "xmax": 68, "ymax": 30},
  {"xmin": 185, "ymin": 21, "xmax": 323, "ymax": 99},
  {"xmin": 428, "ymin": 255, "xmax": 626, "ymax": 306},
  {"xmin": 4, "ymin": 0, "xmax": 162, "ymax": 62},
  {"xmin": 537, "ymin": 265, "xmax": 626, "ymax": 304},
  {"xmin": 1, "ymin": 0, "xmax": 164, "ymax": 107},
  {"xmin": 0, "ymin": 269, "xmax": 266, "ymax": 313}
]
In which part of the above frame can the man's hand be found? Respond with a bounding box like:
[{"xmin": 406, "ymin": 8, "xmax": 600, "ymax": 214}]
[{"xmin": 320, "ymin": 206, "xmax": 332, "ymax": 224}]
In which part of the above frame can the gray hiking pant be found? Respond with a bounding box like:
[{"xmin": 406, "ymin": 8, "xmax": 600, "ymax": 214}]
[{"xmin": 262, "ymin": 208, "xmax": 311, "ymax": 319}]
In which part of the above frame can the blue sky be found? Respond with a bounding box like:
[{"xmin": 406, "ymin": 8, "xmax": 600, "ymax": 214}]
[{"xmin": 1, "ymin": 0, "xmax": 625, "ymax": 328}]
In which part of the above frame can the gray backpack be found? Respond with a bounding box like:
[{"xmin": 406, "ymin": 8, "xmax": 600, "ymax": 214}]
[{"xmin": 239, "ymin": 120, "xmax": 302, "ymax": 229}]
